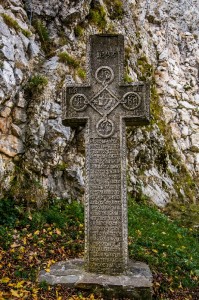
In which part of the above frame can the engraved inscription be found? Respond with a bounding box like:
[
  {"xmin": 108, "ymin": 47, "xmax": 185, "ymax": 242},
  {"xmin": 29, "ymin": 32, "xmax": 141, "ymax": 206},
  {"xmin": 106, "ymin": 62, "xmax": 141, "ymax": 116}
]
[
  {"xmin": 89, "ymin": 137, "xmax": 122, "ymax": 274},
  {"xmin": 97, "ymin": 50, "xmax": 118, "ymax": 59}
]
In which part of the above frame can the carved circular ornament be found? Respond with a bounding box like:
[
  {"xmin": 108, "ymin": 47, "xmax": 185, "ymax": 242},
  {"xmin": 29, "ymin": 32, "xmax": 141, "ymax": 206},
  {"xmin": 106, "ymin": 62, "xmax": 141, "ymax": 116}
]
[
  {"xmin": 70, "ymin": 94, "xmax": 88, "ymax": 111},
  {"xmin": 122, "ymin": 92, "xmax": 141, "ymax": 110},
  {"xmin": 96, "ymin": 118, "xmax": 114, "ymax": 138},
  {"xmin": 95, "ymin": 66, "xmax": 114, "ymax": 85}
]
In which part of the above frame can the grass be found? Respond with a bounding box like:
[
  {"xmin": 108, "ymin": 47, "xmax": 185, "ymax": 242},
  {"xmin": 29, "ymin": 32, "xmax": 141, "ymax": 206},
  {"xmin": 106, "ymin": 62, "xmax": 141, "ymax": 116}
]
[
  {"xmin": 88, "ymin": 4, "xmax": 107, "ymax": 30},
  {"xmin": 58, "ymin": 52, "xmax": 79, "ymax": 68},
  {"xmin": 74, "ymin": 24, "xmax": 84, "ymax": 37},
  {"xmin": 1, "ymin": 13, "xmax": 31, "ymax": 37},
  {"xmin": 0, "ymin": 197, "xmax": 198, "ymax": 299},
  {"xmin": 77, "ymin": 67, "xmax": 86, "ymax": 79},
  {"xmin": 24, "ymin": 74, "xmax": 48, "ymax": 95},
  {"xmin": 128, "ymin": 197, "xmax": 199, "ymax": 298},
  {"xmin": 32, "ymin": 19, "xmax": 53, "ymax": 54},
  {"xmin": 104, "ymin": 0, "xmax": 124, "ymax": 20}
]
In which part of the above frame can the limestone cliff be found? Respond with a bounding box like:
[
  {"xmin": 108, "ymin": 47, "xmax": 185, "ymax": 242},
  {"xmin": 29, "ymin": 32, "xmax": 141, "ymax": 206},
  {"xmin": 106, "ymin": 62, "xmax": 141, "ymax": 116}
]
[{"xmin": 0, "ymin": 0, "xmax": 198, "ymax": 208}]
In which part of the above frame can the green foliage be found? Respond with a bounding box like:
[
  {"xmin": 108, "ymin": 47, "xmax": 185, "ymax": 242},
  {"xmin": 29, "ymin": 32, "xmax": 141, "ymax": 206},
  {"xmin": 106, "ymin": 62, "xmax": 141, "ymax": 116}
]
[
  {"xmin": 24, "ymin": 74, "xmax": 48, "ymax": 95},
  {"xmin": 77, "ymin": 67, "xmax": 86, "ymax": 79},
  {"xmin": 74, "ymin": 24, "xmax": 84, "ymax": 37},
  {"xmin": 137, "ymin": 56, "xmax": 154, "ymax": 81},
  {"xmin": 58, "ymin": 52, "xmax": 79, "ymax": 68},
  {"xmin": 0, "ymin": 198, "xmax": 20, "ymax": 226},
  {"xmin": 128, "ymin": 197, "xmax": 199, "ymax": 293},
  {"xmin": 104, "ymin": 0, "xmax": 124, "ymax": 20},
  {"xmin": 124, "ymin": 73, "xmax": 133, "ymax": 83},
  {"xmin": 0, "ymin": 195, "xmax": 198, "ymax": 298},
  {"xmin": 2, "ymin": 13, "xmax": 20, "ymax": 31},
  {"xmin": 1, "ymin": 13, "xmax": 31, "ymax": 37},
  {"xmin": 21, "ymin": 29, "xmax": 31, "ymax": 38},
  {"xmin": 88, "ymin": 4, "xmax": 107, "ymax": 30},
  {"xmin": 33, "ymin": 19, "xmax": 50, "ymax": 53}
]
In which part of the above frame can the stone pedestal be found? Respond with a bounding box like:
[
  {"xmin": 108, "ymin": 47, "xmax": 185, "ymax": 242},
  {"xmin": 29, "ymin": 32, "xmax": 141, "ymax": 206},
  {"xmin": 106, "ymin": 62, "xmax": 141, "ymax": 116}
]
[{"xmin": 39, "ymin": 259, "xmax": 152, "ymax": 300}]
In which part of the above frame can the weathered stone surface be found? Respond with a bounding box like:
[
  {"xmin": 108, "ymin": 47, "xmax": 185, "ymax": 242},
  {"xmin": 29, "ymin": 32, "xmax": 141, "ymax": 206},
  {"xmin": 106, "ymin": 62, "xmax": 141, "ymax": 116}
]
[
  {"xmin": 191, "ymin": 133, "xmax": 199, "ymax": 152},
  {"xmin": 39, "ymin": 259, "xmax": 152, "ymax": 300},
  {"xmin": 0, "ymin": 135, "xmax": 24, "ymax": 157},
  {"xmin": 63, "ymin": 35, "xmax": 150, "ymax": 275},
  {"xmin": 0, "ymin": 0, "xmax": 198, "ymax": 204}
]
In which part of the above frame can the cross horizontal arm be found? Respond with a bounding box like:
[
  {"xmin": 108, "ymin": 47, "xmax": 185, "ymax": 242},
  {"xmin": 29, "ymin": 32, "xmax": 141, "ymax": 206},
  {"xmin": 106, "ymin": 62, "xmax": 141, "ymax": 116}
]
[{"xmin": 62, "ymin": 85, "xmax": 91, "ymax": 127}]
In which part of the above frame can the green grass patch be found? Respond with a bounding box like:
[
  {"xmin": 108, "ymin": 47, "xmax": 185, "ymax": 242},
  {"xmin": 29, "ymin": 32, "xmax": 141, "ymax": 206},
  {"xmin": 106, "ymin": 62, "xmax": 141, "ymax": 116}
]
[
  {"xmin": 24, "ymin": 74, "xmax": 48, "ymax": 95},
  {"xmin": 58, "ymin": 52, "xmax": 79, "ymax": 68},
  {"xmin": 32, "ymin": 19, "xmax": 54, "ymax": 54},
  {"xmin": 1, "ymin": 13, "xmax": 31, "ymax": 37},
  {"xmin": 128, "ymin": 197, "xmax": 199, "ymax": 295},
  {"xmin": 104, "ymin": 0, "xmax": 124, "ymax": 20},
  {"xmin": 0, "ymin": 197, "xmax": 198, "ymax": 298},
  {"xmin": 77, "ymin": 67, "xmax": 86, "ymax": 79},
  {"xmin": 74, "ymin": 24, "xmax": 84, "ymax": 37},
  {"xmin": 88, "ymin": 4, "xmax": 107, "ymax": 30}
]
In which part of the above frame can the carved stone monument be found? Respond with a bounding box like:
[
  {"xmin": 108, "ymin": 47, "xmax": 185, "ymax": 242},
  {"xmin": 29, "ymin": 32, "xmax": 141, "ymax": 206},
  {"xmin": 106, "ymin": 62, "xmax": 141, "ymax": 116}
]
[{"xmin": 39, "ymin": 35, "xmax": 152, "ymax": 299}]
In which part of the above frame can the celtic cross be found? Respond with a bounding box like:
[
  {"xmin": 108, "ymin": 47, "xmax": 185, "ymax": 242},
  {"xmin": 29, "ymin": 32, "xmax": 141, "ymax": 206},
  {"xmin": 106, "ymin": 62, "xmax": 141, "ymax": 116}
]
[{"xmin": 62, "ymin": 34, "xmax": 150, "ymax": 275}]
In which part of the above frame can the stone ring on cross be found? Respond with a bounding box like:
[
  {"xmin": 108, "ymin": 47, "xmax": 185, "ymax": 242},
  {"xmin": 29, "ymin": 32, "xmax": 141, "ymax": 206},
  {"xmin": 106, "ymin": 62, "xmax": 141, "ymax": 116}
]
[
  {"xmin": 95, "ymin": 66, "xmax": 114, "ymax": 85},
  {"xmin": 70, "ymin": 93, "xmax": 88, "ymax": 111},
  {"xmin": 122, "ymin": 92, "xmax": 141, "ymax": 111},
  {"xmin": 96, "ymin": 118, "xmax": 114, "ymax": 138}
]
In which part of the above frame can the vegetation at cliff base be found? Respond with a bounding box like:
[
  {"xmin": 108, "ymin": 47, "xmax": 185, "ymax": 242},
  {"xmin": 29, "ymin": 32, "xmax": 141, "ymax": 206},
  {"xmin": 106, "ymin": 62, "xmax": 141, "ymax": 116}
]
[{"xmin": 0, "ymin": 197, "xmax": 198, "ymax": 299}]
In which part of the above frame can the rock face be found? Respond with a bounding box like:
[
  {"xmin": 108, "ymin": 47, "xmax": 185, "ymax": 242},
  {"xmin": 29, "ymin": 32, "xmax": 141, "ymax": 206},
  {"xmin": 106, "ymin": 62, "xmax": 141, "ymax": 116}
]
[{"xmin": 0, "ymin": 0, "xmax": 198, "ymax": 207}]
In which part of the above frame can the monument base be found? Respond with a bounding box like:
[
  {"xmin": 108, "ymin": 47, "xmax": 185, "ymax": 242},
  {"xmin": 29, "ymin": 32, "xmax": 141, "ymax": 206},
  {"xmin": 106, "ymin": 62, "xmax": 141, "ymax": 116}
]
[{"xmin": 39, "ymin": 259, "xmax": 152, "ymax": 300}]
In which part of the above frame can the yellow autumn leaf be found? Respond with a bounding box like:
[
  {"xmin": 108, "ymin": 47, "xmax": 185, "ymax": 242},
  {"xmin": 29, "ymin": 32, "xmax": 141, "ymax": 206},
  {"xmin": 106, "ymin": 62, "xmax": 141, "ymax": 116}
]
[
  {"xmin": 34, "ymin": 230, "xmax": 40, "ymax": 235},
  {"xmin": 1, "ymin": 277, "xmax": 10, "ymax": 283},
  {"xmin": 45, "ymin": 268, "xmax": 51, "ymax": 273},
  {"xmin": 11, "ymin": 289, "xmax": 20, "ymax": 298},
  {"xmin": 15, "ymin": 280, "xmax": 25, "ymax": 289},
  {"xmin": 19, "ymin": 246, "xmax": 25, "ymax": 253},
  {"xmin": 152, "ymin": 249, "xmax": 158, "ymax": 253}
]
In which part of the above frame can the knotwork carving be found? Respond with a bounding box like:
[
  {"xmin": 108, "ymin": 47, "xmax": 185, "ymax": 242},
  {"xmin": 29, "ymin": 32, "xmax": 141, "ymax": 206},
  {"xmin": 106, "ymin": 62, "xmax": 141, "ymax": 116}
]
[
  {"xmin": 95, "ymin": 66, "xmax": 114, "ymax": 85},
  {"xmin": 122, "ymin": 92, "xmax": 141, "ymax": 110},
  {"xmin": 96, "ymin": 118, "xmax": 114, "ymax": 138},
  {"xmin": 70, "ymin": 94, "xmax": 88, "ymax": 111}
]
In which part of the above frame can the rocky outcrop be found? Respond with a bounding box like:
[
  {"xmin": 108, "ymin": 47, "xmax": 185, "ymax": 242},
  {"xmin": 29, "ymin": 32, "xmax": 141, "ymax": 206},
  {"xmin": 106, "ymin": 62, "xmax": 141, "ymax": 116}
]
[{"xmin": 0, "ymin": 0, "xmax": 198, "ymax": 206}]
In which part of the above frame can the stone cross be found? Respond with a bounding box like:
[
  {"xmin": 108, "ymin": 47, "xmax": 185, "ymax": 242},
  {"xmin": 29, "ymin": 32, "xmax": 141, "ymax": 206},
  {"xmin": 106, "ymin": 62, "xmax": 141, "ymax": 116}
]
[{"xmin": 62, "ymin": 34, "xmax": 150, "ymax": 275}]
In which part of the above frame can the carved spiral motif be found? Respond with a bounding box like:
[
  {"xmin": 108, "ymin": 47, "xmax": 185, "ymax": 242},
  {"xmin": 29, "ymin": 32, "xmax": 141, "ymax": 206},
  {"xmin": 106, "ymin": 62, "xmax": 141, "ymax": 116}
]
[
  {"xmin": 96, "ymin": 118, "xmax": 114, "ymax": 138},
  {"xmin": 122, "ymin": 92, "xmax": 141, "ymax": 110},
  {"xmin": 70, "ymin": 94, "xmax": 88, "ymax": 111},
  {"xmin": 95, "ymin": 66, "xmax": 114, "ymax": 85}
]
